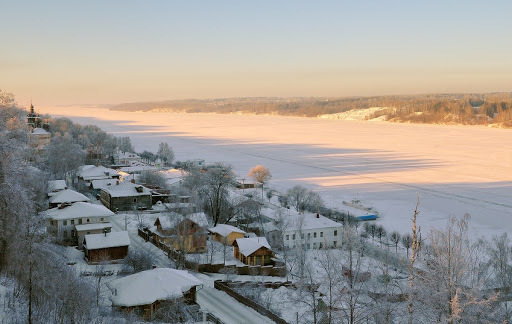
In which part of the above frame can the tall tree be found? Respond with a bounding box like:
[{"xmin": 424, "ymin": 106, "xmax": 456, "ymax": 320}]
[
  {"xmin": 157, "ymin": 142, "xmax": 175, "ymax": 167},
  {"xmin": 198, "ymin": 163, "xmax": 236, "ymax": 226}
]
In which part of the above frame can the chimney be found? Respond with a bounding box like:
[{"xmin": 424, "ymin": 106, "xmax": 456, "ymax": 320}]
[
  {"xmin": 131, "ymin": 179, "xmax": 135, "ymax": 184},
  {"xmin": 316, "ymin": 213, "xmax": 320, "ymax": 218}
]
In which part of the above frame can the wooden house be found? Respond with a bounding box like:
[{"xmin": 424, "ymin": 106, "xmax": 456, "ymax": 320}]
[
  {"xmin": 83, "ymin": 231, "xmax": 130, "ymax": 263},
  {"xmin": 151, "ymin": 213, "xmax": 208, "ymax": 253},
  {"xmin": 233, "ymin": 237, "xmax": 274, "ymax": 266},
  {"xmin": 99, "ymin": 181, "xmax": 152, "ymax": 212},
  {"xmin": 106, "ymin": 268, "xmax": 202, "ymax": 319},
  {"xmin": 77, "ymin": 165, "xmax": 121, "ymax": 190},
  {"xmin": 208, "ymin": 224, "xmax": 246, "ymax": 245},
  {"xmin": 48, "ymin": 189, "xmax": 90, "ymax": 208},
  {"xmin": 75, "ymin": 222, "xmax": 112, "ymax": 250}
]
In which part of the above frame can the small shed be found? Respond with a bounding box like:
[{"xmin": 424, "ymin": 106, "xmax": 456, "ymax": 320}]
[
  {"xmin": 233, "ymin": 237, "xmax": 274, "ymax": 266},
  {"xmin": 83, "ymin": 231, "xmax": 130, "ymax": 263}
]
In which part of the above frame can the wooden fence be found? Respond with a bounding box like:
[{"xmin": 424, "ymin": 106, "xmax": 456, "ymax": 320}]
[{"xmin": 214, "ymin": 280, "xmax": 288, "ymax": 324}]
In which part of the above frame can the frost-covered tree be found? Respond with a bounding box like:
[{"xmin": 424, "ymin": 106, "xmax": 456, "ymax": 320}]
[
  {"xmin": 157, "ymin": 142, "xmax": 175, "ymax": 166},
  {"xmin": 44, "ymin": 133, "xmax": 85, "ymax": 179},
  {"xmin": 198, "ymin": 163, "xmax": 236, "ymax": 226},
  {"xmin": 117, "ymin": 136, "xmax": 134, "ymax": 153}
]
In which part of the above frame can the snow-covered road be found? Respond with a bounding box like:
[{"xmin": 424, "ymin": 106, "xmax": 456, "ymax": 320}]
[
  {"xmin": 109, "ymin": 213, "xmax": 275, "ymax": 324},
  {"xmin": 196, "ymin": 287, "xmax": 276, "ymax": 324}
]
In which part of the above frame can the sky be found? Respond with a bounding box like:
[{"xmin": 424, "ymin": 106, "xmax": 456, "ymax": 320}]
[{"xmin": 1, "ymin": 0, "xmax": 512, "ymax": 106}]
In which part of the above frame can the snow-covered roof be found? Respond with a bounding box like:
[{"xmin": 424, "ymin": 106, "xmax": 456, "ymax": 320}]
[
  {"xmin": 84, "ymin": 231, "xmax": 130, "ymax": 250},
  {"xmin": 46, "ymin": 202, "xmax": 114, "ymax": 220},
  {"xmin": 156, "ymin": 212, "xmax": 209, "ymax": 230},
  {"xmin": 49, "ymin": 189, "xmax": 90, "ymax": 204},
  {"xmin": 101, "ymin": 181, "xmax": 151, "ymax": 198},
  {"xmin": 209, "ymin": 224, "xmax": 246, "ymax": 237},
  {"xmin": 267, "ymin": 209, "xmax": 343, "ymax": 231},
  {"xmin": 235, "ymin": 237, "xmax": 272, "ymax": 257},
  {"xmin": 107, "ymin": 268, "xmax": 202, "ymax": 307},
  {"xmin": 79, "ymin": 165, "xmax": 120, "ymax": 181},
  {"xmin": 32, "ymin": 127, "xmax": 49, "ymax": 134},
  {"xmin": 119, "ymin": 165, "xmax": 156, "ymax": 174},
  {"xmin": 48, "ymin": 180, "xmax": 67, "ymax": 193},
  {"xmin": 75, "ymin": 222, "xmax": 112, "ymax": 232},
  {"xmin": 91, "ymin": 179, "xmax": 118, "ymax": 190}
]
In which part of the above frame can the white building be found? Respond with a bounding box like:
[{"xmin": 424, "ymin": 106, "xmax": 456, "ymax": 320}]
[
  {"xmin": 46, "ymin": 202, "xmax": 114, "ymax": 242},
  {"xmin": 281, "ymin": 211, "xmax": 343, "ymax": 250}
]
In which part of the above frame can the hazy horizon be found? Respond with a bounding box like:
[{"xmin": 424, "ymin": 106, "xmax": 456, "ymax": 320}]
[{"xmin": 2, "ymin": 1, "xmax": 512, "ymax": 106}]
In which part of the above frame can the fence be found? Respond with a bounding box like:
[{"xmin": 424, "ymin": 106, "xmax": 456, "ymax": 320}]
[
  {"xmin": 214, "ymin": 280, "xmax": 288, "ymax": 324},
  {"xmin": 138, "ymin": 228, "xmax": 286, "ymax": 276}
]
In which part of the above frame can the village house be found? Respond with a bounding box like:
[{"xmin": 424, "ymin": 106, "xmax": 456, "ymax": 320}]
[
  {"xmin": 115, "ymin": 151, "xmax": 142, "ymax": 166},
  {"xmin": 47, "ymin": 180, "xmax": 67, "ymax": 197},
  {"xmin": 77, "ymin": 165, "xmax": 121, "ymax": 189},
  {"xmin": 89, "ymin": 179, "xmax": 119, "ymax": 197},
  {"xmin": 282, "ymin": 211, "xmax": 344, "ymax": 250},
  {"xmin": 233, "ymin": 237, "xmax": 274, "ymax": 266},
  {"xmin": 99, "ymin": 181, "xmax": 152, "ymax": 212},
  {"xmin": 151, "ymin": 213, "xmax": 209, "ymax": 253},
  {"xmin": 208, "ymin": 224, "xmax": 246, "ymax": 245},
  {"xmin": 75, "ymin": 222, "xmax": 113, "ymax": 250},
  {"xmin": 83, "ymin": 231, "xmax": 130, "ymax": 263},
  {"xmin": 48, "ymin": 188, "xmax": 90, "ymax": 208},
  {"xmin": 46, "ymin": 202, "xmax": 114, "ymax": 244},
  {"xmin": 106, "ymin": 268, "xmax": 202, "ymax": 319}
]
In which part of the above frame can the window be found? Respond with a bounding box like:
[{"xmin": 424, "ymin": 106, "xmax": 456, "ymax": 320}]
[
  {"xmin": 63, "ymin": 220, "xmax": 67, "ymax": 226},
  {"xmin": 100, "ymin": 218, "xmax": 104, "ymax": 222},
  {"xmin": 292, "ymin": 234, "xmax": 296, "ymax": 240},
  {"xmin": 313, "ymin": 243, "xmax": 317, "ymax": 249},
  {"xmin": 333, "ymin": 241, "xmax": 337, "ymax": 247},
  {"xmin": 314, "ymin": 232, "xmax": 317, "ymax": 238},
  {"xmin": 286, "ymin": 235, "xmax": 289, "ymax": 240},
  {"xmin": 71, "ymin": 230, "xmax": 75, "ymax": 237},
  {"xmin": 319, "ymin": 243, "xmax": 323, "ymax": 249},
  {"xmin": 307, "ymin": 243, "xmax": 310, "ymax": 249},
  {"xmin": 133, "ymin": 198, "xmax": 137, "ymax": 203},
  {"xmin": 78, "ymin": 219, "xmax": 82, "ymax": 224},
  {"xmin": 87, "ymin": 219, "xmax": 90, "ymax": 223},
  {"xmin": 301, "ymin": 233, "xmax": 305, "ymax": 239},
  {"xmin": 307, "ymin": 233, "xmax": 311, "ymax": 239},
  {"xmin": 334, "ymin": 230, "xmax": 338, "ymax": 236},
  {"xmin": 71, "ymin": 220, "xmax": 74, "ymax": 225},
  {"xmin": 320, "ymin": 232, "xmax": 323, "ymax": 237}
]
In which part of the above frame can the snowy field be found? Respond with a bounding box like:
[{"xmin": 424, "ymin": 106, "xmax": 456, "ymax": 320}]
[{"xmin": 40, "ymin": 106, "xmax": 512, "ymax": 240}]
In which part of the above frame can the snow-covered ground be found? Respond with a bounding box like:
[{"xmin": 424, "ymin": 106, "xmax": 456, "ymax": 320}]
[{"xmin": 40, "ymin": 106, "xmax": 512, "ymax": 241}]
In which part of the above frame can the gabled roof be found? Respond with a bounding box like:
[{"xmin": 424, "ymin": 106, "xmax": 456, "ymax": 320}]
[
  {"xmin": 155, "ymin": 212, "xmax": 209, "ymax": 231},
  {"xmin": 285, "ymin": 212, "xmax": 343, "ymax": 231},
  {"xmin": 46, "ymin": 202, "xmax": 114, "ymax": 220},
  {"xmin": 235, "ymin": 237, "xmax": 272, "ymax": 257},
  {"xmin": 101, "ymin": 181, "xmax": 151, "ymax": 198},
  {"xmin": 106, "ymin": 268, "xmax": 202, "ymax": 307},
  {"xmin": 48, "ymin": 180, "xmax": 67, "ymax": 193},
  {"xmin": 79, "ymin": 165, "xmax": 120, "ymax": 181},
  {"xmin": 49, "ymin": 189, "xmax": 89, "ymax": 204},
  {"xmin": 208, "ymin": 224, "xmax": 246, "ymax": 237},
  {"xmin": 84, "ymin": 231, "xmax": 130, "ymax": 250}
]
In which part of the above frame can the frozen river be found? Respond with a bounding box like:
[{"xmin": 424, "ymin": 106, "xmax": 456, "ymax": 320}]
[{"xmin": 40, "ymin": 106, "xmax": 512, "ymax": 239}]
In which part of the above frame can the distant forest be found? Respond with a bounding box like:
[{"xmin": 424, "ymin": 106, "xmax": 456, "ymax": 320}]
[{"xmin": 111, "ymin": 92, "xmax": 512, "ymax": 127}]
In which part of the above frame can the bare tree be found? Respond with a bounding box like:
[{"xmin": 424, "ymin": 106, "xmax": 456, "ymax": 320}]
[
  {"xmin": 248, "ymin": 165, "xmax": 272, "ymax": 200},
  {"xmin": 198, "ymin": 163, "xmax": 236, "ymax": 226},
  {"xmin": 390, "ymin": 231, "xmax": 401, "ymax": 253},
  {"xmin": 402, "ymin": 234, "xmax": 412, "ymax": 258}
]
